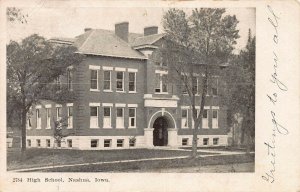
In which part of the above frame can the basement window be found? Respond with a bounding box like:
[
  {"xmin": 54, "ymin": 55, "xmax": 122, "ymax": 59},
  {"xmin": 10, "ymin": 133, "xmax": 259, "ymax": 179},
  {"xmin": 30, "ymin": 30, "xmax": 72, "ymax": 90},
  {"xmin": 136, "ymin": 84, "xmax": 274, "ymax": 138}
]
[
  {"xmin": 129, "ymin": 139, "xmax": 136, "ymax": 147},
  {"xmin": 27, "ymin": 139, "xmax": 31, "ymax": 147},
  {"xmin": 213, "ymin": 138, "xmax": 219, "ymax": 145},
  {"xmin": 91, "ymin": 139, "xmax": 98, "ymax": 148},
  {"xmin": 104, "ymin": 139, "xmax": 112, "ymax": 148},
  {"xmin": 203, "ymin": 138, "xmax": 209, "ymax": 146},
  {"xmin": 117, "ymin": 139, "xmax": 124, "ymax": 147},
  {"xmin": 46, "ymin": 139, "xmax": 51, "ymax": 147},
  {"xmin": 67, "ymin": 139, "xmax": 73, "ymax": 148},
  {"xmin": 36, "ymin": 139, "xmax": 41, "ymax": 147},
  {"xmin": 182, "ymin": 138, "xmax": 189, "ymax": 146}
]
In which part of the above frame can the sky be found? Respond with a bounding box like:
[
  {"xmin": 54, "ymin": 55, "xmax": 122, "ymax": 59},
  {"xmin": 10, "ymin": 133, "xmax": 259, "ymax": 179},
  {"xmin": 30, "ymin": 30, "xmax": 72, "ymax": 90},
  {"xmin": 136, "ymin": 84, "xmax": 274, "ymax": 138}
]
[{"xmin": 7, "ymin": 7, "xmax": 255, "ymax": 52}]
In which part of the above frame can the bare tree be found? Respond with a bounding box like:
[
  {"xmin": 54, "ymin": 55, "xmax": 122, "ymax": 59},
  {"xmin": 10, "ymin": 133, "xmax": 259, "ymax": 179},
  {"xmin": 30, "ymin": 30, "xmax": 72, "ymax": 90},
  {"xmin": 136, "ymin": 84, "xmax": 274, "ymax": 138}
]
[{"xmin": 162, "ymin": 8, "xmax": 239, "ymax": 158}]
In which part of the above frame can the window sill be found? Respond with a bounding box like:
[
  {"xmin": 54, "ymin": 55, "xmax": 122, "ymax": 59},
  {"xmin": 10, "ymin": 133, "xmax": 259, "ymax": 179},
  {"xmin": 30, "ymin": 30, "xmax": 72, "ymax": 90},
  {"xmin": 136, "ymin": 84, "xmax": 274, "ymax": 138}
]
[
  {"xmin": 116, "ymin": 91, "xmax": 125, "ymax": 93},
  {"xmin": 67, "ymin": 127, "xmax": 73, "ymax": 129},
  {"xmin": 155, "ymin": 92, "xmax": 168, "ymax": 95},
  {"xmin": 212, "ymin": 127, "xmax": 219, "ymax": 129},
  {"xmin": 45, "ymin": 127, "xmax": 51, "ymax": 129},
  {"xmin": 103, "ymin": 127, "xmax": 112, "ymax": 129},
  {"xmin": 36, "ymin": 128, "xmax": 41, "ymax": 130},
  {"xmin": 103, "ymin": 90, "xmax": 112, "ymax": 92},
  {"xmin": 90, "ymin": 89, "xmax": 100, "ymax": 92},
  {"xmin": 128, "ymin": 127, "xmax": 136, "ymax": 129},
  {"xmin": 116, "ymin": 127, "xmax": 125, "ymax": 129},
  {"xmin": 128, "ymin": 91, "xmax": 137, "ymax": 94}
]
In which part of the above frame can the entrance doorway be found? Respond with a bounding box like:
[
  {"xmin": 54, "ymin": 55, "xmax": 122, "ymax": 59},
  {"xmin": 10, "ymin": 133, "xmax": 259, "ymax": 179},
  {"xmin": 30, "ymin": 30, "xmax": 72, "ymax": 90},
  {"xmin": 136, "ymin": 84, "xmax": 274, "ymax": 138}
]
[{"xmin": 153, "ymin": 117, "xmax": 169, "ymax": 146}]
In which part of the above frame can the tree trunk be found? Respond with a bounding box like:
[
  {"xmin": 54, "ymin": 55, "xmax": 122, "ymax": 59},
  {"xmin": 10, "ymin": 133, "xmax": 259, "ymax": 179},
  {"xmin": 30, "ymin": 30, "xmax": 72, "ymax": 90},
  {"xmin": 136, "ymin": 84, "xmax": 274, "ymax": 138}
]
[
  {"xmin": 232, "ymin": 124, "xmax": 235, "ymax": 147},
  {"xmin": 21, "ymin": 109, "xmax": 27, "ymax": 154},
  {"xmin": 192, "ymin": 128, "xmax": 198, "ymax": 158}
]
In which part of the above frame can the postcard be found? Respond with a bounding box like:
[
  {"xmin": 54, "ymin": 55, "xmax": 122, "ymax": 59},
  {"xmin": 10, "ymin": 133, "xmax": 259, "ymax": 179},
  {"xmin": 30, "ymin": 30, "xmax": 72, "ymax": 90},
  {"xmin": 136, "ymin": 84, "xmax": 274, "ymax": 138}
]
[{"xmin": 0, "ymin": 0, "xmax": 299, "ymax": 191}]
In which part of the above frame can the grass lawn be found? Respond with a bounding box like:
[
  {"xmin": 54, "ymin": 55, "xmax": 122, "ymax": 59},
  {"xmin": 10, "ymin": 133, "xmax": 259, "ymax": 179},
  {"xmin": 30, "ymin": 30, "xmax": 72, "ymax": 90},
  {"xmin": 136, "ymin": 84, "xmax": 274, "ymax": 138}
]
[
  {"xmin": 42, "ymin": 154, "xmax": 254, "ymax": 172},
  {"xmin": 7, "ymin": 148, "xmax": 216, "ymax": 171},
  {"xmin": 180, "ymin": 146, "xmax": 254, "ymax": 152}
]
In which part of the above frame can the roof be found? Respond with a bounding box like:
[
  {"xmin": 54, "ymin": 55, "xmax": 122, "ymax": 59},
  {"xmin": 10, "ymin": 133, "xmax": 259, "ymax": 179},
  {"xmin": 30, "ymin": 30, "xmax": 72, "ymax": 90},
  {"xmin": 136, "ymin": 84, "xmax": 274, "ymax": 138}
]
[
  {"xmin": 131, "ymin": 33, "xmax": 165, "ymax": 47},
  {"xmin": 50, "ymin": 29, "xmax": 165, "ymax": 60},
  {"xmin": 75, "ymin": 29, "xmax": 146, "ymax": 60},
  {"xmin": 49, "ymin": 37, "xmax": 75, "ymax": 45}
]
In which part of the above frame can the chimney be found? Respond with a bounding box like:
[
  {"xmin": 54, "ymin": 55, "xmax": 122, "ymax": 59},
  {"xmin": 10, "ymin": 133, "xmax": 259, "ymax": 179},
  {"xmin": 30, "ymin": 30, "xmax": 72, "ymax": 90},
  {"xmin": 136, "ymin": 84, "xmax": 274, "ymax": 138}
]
[
  {"xmin": 115, "ymin": 22, "xmax": 129, "ymax": 42},
  {"xmin": 84, "ymin": 28, "xmax": 92, "ymax": 32},
  {"xmin": 144, "ymin": 26, "xmax": 158, "ymax": 36}
]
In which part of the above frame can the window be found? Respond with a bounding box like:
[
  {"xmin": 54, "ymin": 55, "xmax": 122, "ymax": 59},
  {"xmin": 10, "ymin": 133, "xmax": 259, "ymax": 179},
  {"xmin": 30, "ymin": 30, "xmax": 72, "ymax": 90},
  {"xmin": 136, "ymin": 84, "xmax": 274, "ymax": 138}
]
[
  {"xmin": 192, "ymin": 109, "xmax": 199, "ymax": 129},
  {"xmin": 36, "ymin": 139, "xmax": 41, "ymax": 147},
  {"xmin": 181, "ymin": 109, "xmax": 188, "ymax": 128},
  {"xmin": 104, "ymin": 139, "xmax": 112, "ymax": 148},
  {"xmin": 57, "ymin": 140, "xmax": 61, "ymax": 148},
  {"xmin": 202, "ymin": 109, "xmax": 209, "ymax": 128},
  {"xmin": 128, "ymin": 72, "xmax": 136, "ymax": 92},
  {"xmin": 90, "ymin": 107, "xmax": 99, "ymax": 128},
  {"xmin": 46, "ymin": 108, "xmax": 51, "ymax": 129},
  {"xmin": 67, "ymin": 139, "xmax": 73, "ymax": 148},
  {"xmin": 205, "ymin": 79, "xmax": 209, "ymax": 95},
  {"xmin": 182, "ymin": 138, "xmax": 189, "ymax": 146},
  {"xmin": 116, "ymin": 71, "xmax": 124, "ymax": 92},
  {"xmin": 155, "ymin": 56, "xmax": 167, "ymax": 67},
  {"xmin": 155, "ymin": 72, "xmax": 168, "ymax": 93},
  {"xmin": 116, "ymin": 107, "xmax": 124, "ymax": 128},
  {"xmin": 117, "ymin": 139, "xmax": 124, "ymax": 147},
  {"xmin": 129, "ymin": 139, "xmax": 136, "ymax": 147},
  {"xmin": 103, "ymin": 107, "xmax": 111, "ymax": 128},
  {"xmin": 56, "ymin": 76, "xmax": 61, "ymax": 90},
  {"xmin": 68, "ymin": 106, "xmax": 73, "ymax": 128},
  {"xmin": 212, "ymin": 78, "xmax": 218, "ymax": 96},
  {"xmin": 56, "ymin": 107, "xmax": 62, "ymax": 122},
  {"xmin": 36, "ymin": 109, "xmax": 41, "ymax": 129},
  {"xmin": 27, "ymin": 117, "xmax": 32, "ymax": 129},
  {"xmin": 90, "ymin": 69, "xmax": 98, "ymax": 90},
  {"xmin": 192, "ymin": 76, "xmax": 198, "ymax": 94},
  {"xmin": 212, "ymin": 110, "xmax": 218, "ymax": 128},
  {"xmin": 128, "ymin": 108, "xmax": 136, "ymax": 128},
  {"xmin": 103, "ymin": 70, "xmax": 111, "ymax": 91},
  {"xmin": 67, "ymin": 69, "xmax": 73, "ymax": 91},
  {"xmin": 46, "ymin": 139, "xmax": 51, "ymax": 147},
  {"xmin": 181, "ymin": 76, "xmax": 188, "ymax": 94},
  {"xmin": 162, "ymin": 74, "xmax": 168, "ymax": 93},
  {"xmin": 27, "ymin": 139, "xmax": 31, "ymax": 147},
  {"xmin": 213, "ymin": 138, "xmax": 219, "ymax": 145},
  {"xmin": 155, "ymin": 73, "xmax": 160, "ymax": 93},
  {"xmin": 91, "ymin": 139, "xmax": 98, "ymax": 148},
  {"xmin": 203, "ymin": 138, "xmax": 209, "ymax": 146}
]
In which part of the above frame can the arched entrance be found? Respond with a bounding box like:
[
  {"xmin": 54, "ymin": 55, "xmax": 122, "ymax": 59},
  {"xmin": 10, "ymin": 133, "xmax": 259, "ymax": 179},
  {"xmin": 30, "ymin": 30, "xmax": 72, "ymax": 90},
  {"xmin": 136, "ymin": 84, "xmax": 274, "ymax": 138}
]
[{"xmin": 153, "ymin": 116, "xmax": 169, "ymax": 146}]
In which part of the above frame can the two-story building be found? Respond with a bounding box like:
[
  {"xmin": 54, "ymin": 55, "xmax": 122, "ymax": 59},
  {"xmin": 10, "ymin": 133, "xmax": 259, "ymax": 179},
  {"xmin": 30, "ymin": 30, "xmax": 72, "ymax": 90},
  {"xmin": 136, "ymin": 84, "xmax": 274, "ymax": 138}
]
[{"xmin": 26, "ymin": 22, "xmax": 228, "ymax": 149}]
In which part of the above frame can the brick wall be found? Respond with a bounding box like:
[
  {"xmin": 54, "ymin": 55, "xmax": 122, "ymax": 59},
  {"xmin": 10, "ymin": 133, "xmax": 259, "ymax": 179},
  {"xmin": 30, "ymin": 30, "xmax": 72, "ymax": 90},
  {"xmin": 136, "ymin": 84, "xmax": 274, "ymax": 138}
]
[{"xmin": 74, "ymin": 56, "xmax": 147, "ymax": 136}]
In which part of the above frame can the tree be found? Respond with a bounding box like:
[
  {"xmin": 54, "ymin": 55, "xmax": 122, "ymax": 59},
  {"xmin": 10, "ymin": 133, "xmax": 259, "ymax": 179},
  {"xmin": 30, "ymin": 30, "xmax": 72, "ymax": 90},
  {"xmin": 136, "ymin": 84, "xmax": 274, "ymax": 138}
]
[
  {"xmin": 222, "ymin": 29, "xmax": 255, "ymax": 151},
  {"xmin": 7, "ymin": 34, "xmax": 83, "ymax": 153},
  {"xmin": 7, "ymin": 7, "xmax": 28, "ymax": 24},
  {"xmin": 162, "ymin": 8, "xmax": 239, "ymax": 158}
]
